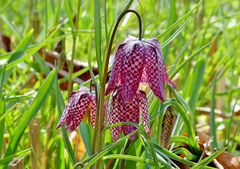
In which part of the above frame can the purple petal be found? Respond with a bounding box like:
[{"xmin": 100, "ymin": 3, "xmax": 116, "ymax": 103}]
[
  {"xmin": 164, "ymin": 67, "xmax": 176, "ymax": 88},
  {"xmin": 121, "ymin": 43, "xmax": 145, "ymax": 102},
  {"xmin": 108, "ymin": 93, "xmax": 123, "ymax": 141},
  {"xmin": 89, "ymin": 95, "xmax": 97, "ymax": 128},
  {"xmin": 138, "ymin": 91, "xmax": 150, "ymax": 135},
  {"xmin": 57, "ymin": 91, "xmax": 91, "ymax": 132},
  {"xmin": 105, "ymin": 44, "xmax": 124, "ymax": 96},
  {"xmin": 121, "ymin": 102, "xmax": 140, "ymax": 140},
  {"xmin": 144, "ymin": 46, "xmax": 165, "ymax": 101},
  {"xmin": 145, "ymin": 39, "xmax": 176, "ymax": 89},
  {"xmin": 89, "ymin": 98, "xmax": 107, "ymax": 129},
  {"xmin": 109, "ymin": 89, "xmax": 150, "ymax": 141}
]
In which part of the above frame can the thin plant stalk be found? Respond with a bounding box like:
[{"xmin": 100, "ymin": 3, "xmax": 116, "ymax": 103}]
[
  {"xmin": 210, "ymin": 75, "xmax": 218, "ymax": 149},
  {"xmin": 67, "ymin": 0, "xmax": 81, "ymax": 95}
]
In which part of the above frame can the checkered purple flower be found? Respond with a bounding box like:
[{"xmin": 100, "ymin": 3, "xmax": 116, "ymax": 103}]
[
  {"xmin": 57, "ymin": 87, "xmax": 98, "ymax": 132},
  {"xmin": 105, "ymin": 36, "xmax": 175, "ymax": 102},
  {"xmin": 108, "ymin": 88, "xmax": 150, "ymax": 141}
]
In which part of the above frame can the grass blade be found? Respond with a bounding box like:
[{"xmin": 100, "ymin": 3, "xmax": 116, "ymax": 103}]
[
  {"xmin": 0, "ymin": 65, "xmax": 6, "ymax": 155},
  {"xmin": 192, "ymin": 148, "xmax": 226, "ymax": 169},
  {"xmin": 94, "ymin": 0, "xmax": 102, "ymax": 78},
  {"xmin": 7, "ymin": 29, "xmax": 33, "ymax": 63},
  {"xmin": 4, "ymin": 69, "xmax": 56, "ymax": 158}
]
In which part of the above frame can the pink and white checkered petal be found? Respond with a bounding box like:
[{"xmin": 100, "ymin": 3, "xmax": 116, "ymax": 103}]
[
  {"xmin": 91, "ymin": 100, "xmax": 108, "ymax": 129},
  {"xmin": 164, "ymin": 67, "xmax": 176, "ymax": 88},
  {"xmin": 56, "ymin": 91, "xmax": 83, "ymax": 130},
  {"xmin": 68, "ymin": 94, "xmax": 91, "ymax": 132},
  {"xmin": 145, "ymin": 38, "xmax": 164, "ymax": 58},
  {"xmin": 145, "ymin": 47, "xmax": 165, "ymax": 101},
  {"xmin": 105, "ymin": 44, "xmax": 124, "ymax": 96},
  {"xmin": 123, "ymin": 105, "xmax": 140, "ymax": 140},
  {"xmin": 145, "ymin": 39, "xmax": 176, "ymax": 89},
  {"xmin": 138, "ymin": 91, "xmax": 150, "ymax": 135},
  {"xmin": 108, "ymin": 94, "xmax": 123, "ymax": 142},
  {"xmin": 57, "ymin": 92, "xmax": 91, "ymax": 132},
  {"xmin": 120, "ymin": 96, "xmax": 140, "ymax": 140},
  {"xmin": 121, "ymin": 43, "xmax": 145, "ymax": 102},
  {"xmin": 89, "ymin": 96, "xmax": 97, "ymax": 128}
]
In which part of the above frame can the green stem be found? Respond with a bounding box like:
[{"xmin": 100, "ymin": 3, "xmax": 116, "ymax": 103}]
[
  {"xmin": 210, "ymin": 75, "xmax": 218, "ymax": 149},
  {"xmin": 67, "ymin": 0, "xmax": 81, "ymax": 95},
  {"xmin": 44, "ymin": 0, "xmax": 48, "ymax": 37},
  {"xmin": 94, "ymin": 9, "xmax": 142, "ymax": 168}
]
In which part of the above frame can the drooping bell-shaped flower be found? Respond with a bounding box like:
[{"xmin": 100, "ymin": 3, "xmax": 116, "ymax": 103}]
[
  {"xmin": 105, "ymin": 36, "xmax": 175, "ymax": 102},
  {"xmin": 108, "ymin": 87, "xmax": 150, "ymax": 141},
  {"xmin": 57, "ymin": 87, "xmax": 98, "ymax": 132}
]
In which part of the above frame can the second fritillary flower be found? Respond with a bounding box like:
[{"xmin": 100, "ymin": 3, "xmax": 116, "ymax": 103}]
[
  {"xmin": 57, "ymin": 87, "xmax": 98, "ymax": 132},
  {"xmin": 108, "ymin": 87, "xmax": 150, "ymax": 141}
]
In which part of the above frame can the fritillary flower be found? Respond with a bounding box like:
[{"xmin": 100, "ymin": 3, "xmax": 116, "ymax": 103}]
[
  {"xmin": 105, "ymin": 36, "xmax": 175, "ymax": 102},
  {"xmin": 57, "ymin": 87, "xmax": 98, "ymax": 132},
  {"xmin": 108, "ymin": 87, "xmax": 150, "ymax": 141}
]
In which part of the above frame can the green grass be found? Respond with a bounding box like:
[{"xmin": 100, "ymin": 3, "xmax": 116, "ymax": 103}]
[{"xmin": 0, "ymin": 0, "xmax": 240, "ymax": 168}]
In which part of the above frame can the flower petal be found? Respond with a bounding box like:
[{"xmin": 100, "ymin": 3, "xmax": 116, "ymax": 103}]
[
  {"xmin": 121, "ymin": 101, "xmax": 140, "ymax": 140},
  {"xmin": 89, "ymin": 98, "xmax": 107, "ymax": 129},
  {"xmin": 121, "ymin": 43, "xmax": 145, "ymax": 102},
  {"xmin": 105, "ymin": 44, "xmax": 124, "ymax": 96},
  {"xmin": 57, "ymin": 92, "xmax": 91, "ymax": 132},
  {"xmin": 89, "ymin": 96, "xmax": 97, "ymax": 128},
  {"xmin": 145, "ymin": 39, "xmax": 176, "ymax": 89},
  {"xmin": 164, "ymin": 67, "xmax": 176, "ymax": 88},
  {"xmin": 108, "ymin": 93, "xmax": 123, "ymax": 141},
  {"xmin": 109, "ymin": 89, "xmax": 150, "ymax": 141},
  {"xmin": 144, "ymin": 46, "xmax": 165, "ymax": 101},
  {"xmin": 138, "ymin": 91, "xmax": 150, "ymax": 135}
]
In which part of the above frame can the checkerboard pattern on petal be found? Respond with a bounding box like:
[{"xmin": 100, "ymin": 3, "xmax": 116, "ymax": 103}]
[
  {"xmin": 105, "ymin": 36, "xmax": 175, "ymax": 102},
  {"xmin": 144, "ymin": 46, "xmax": 165, "ymax": 101},
  {"xmin": 57, "ymin": 92, "xmax": 91, "ymax": 132},
  {"xmin": 121, "ymin": 43, "xmax": 145, "ymax": 102},
  {"xmin": 57, "ymin": 87, "xmax": 100, "ymax": 132},
  {"xmin": 109, "ymin": 88, "xmax": 150, "ymax": 141},
  {"xmin": 105, "ymin": 44, "xmax": 124, "ymax": 96}
]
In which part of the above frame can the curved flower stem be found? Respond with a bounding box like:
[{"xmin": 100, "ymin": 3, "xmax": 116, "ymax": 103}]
[{"xmin": 94, "ymin": 9, "xmax": 142, "ymax": 168}]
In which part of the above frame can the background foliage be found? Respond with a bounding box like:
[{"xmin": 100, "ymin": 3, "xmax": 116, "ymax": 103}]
[{"xmin": 0, "ymin": 0, "xmax": 240, "ymax": 168}]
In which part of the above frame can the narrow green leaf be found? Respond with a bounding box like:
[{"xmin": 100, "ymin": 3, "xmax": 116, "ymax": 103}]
[
  {"xmin": 56, "ymin": 139, "xmax": 65, "ymax": 169},
  {"xmin": 169, "ymin": 42, "xmax": 211, "ymax": 79},
  {"xmin": 4, "ymin": 69, "xmax": 56, "ymax": 157},
  {"xmin": 162, "ymin": 17, "xmax": 190, "ymax": 48},
  {"xmin": 159, "ymin": 0, "xmax": 203, "ymax": 39},
  {"xmin": 79, "ymin": 123, "xmax": 93, "ymax": 156},
  {"xmin": 0, "ymin": 15, "xmax": 21, "ymax": 39},
  {"xmin": 64, "ymin": 0, "xmax": 75, "ymax": 29},
  {"xmin": 7, "ymin": 29, "xmax": 33, "ymax": 63},
  {"xmin": 94, "ymin": 0, "xmax": 102, "ymax": 77},
  {"xmin": 170, "ymin": 136, "xmax": 191, "ymax": 145},
  {"xmin": 0, "ymin": 148, "xmax": 31, "ymax": 165},
  {"xmin": 76, "ymin": 126, "xmax": 144, "ymax": 169},
  {"xmin": 0, "ymin": 65, "xmax": 6, "ymax": 155},
  {"xmin": 210, "ymin": 75, "xmax": 218, "ymax": 149},
  {"xmin": 192, "ymin": 148, "xmax": 226, "ymax": 169},
  {"xmin": 172, "ymin": 147, "xmax": 198, "ymax": 161},
  {"xmin": 103, "ymin": 154, "xmax": 156, "ymax": 166},
  {"xmin": 154, "ymin": 144, "xmax": 216, "ymax": 169},
  {"xmin": 160, "ymin": 99, "xmax": 200, "ymax": 152},
  {"xmin": 183, "ymin": 58, "xmax": 205, "ymax": 126}
]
